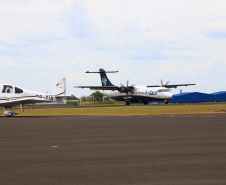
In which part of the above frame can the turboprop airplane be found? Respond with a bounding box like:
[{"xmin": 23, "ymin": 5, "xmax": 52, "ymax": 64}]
[
  {"xmin": 75, "ymin": 68, "xmax": 196, "ymax": 105},
  {"xmin": 0, "ymin": 78, "xmax": 67, "ymax": 116}
]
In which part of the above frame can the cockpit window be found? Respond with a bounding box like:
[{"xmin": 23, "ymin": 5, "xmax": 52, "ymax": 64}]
[
  {"xmin": 2, "ymin": 85, "xmax": 13, "ymax": 93},
  {"xmin": 15, "ymin": 87, "xmax": 23, "ymax": 93},
  {"xmin": 158, "ymin": 89, "xmax": 171, "ymax": 92}
]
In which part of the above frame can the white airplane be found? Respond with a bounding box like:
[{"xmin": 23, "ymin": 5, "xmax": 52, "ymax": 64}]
[
  {"xmin": 75, "ymin": 68, "xmax": 195, "ymax": 105},
  {"xmin": 0, "ymin": 78, "xmax": 68, "ymax": 116}
]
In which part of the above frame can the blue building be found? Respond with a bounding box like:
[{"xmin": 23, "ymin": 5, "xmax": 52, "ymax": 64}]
[{"xmin": 168, "ymin": 91, "xmax": 226, "ymax": 103}]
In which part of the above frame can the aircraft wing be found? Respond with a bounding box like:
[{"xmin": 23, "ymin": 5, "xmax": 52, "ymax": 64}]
[
  {"xmin": 147, "ymin": 84, "xmax": 196, "ymax": 88},
  {"xmin": 146, "ymin": 85, "xmax": 161, "ymax": 87},
  {"xmin": 164, "ymin": 84, "xmax": 196, "ymax": 88},
  {"xmin": 0, "ymin": 97, "xmax": 52, "ymax": 107},
  {"xmin": 74, "ymin": 86, "xmax": 120, "ymax": 91}
]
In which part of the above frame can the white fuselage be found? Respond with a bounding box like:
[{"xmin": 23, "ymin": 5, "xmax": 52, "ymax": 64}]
[
  {"xmin": 100, "ymin": 86, "xmax": 172, "ymax": 103},
  {"xmin": 0, "ymin": 77, "xmax": 66, "ymax": 116},
  {"xmin": 0, "ymin": 84, "xmax": 65, "ymax": 107}
]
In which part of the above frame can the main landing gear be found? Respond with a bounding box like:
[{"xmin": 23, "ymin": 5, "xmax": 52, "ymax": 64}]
[
  {"xmin": 164, "ymin": 100, "xmax": 169, "ymax": 104},
  {"xmin": 143, "ymin": 101, "xmax": 148, "ymax": 105},
  {"xmin": 125, "ymin": 101, "xmax": 130, "ymax": 105}
]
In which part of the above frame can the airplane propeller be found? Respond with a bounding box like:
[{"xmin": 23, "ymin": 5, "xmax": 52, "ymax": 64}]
[
  {"xmin": 160, "ymin": 79, "xmax": 170, "ymax": 87},
  {"xmin": 147, "ymin": 79, "xmax": 195, "ymax": 89},
  {"xmin": 119, "ymin": 80, "xmax": 135, "ymax": 95}
]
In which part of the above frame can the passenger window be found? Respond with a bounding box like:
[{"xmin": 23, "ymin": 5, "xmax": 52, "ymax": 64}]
[
  {"xmin": 2, "ymin": 85, "xmax": 13, "ymax": 93},
  {"xmin": 15, "ymin": 87, "xmax": 23, "ymax": 93}
]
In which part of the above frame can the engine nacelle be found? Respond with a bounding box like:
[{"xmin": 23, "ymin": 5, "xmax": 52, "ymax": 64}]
[
  {"xmin": 118, "ymin": 87, "xmax": 128, "ymax": 93},
  {"xmin": 4, "ymin": 110, "xmax": 19, "ymax": 117}
]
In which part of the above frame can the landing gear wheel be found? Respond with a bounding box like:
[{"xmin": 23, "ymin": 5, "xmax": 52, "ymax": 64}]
[
  {"xmin": 144, "ymin": 101, "xmax": 148, "ymax": 105},
  {"xmin": 164, "ymin": 100, "xmax": 169, "ymax": 104},
  {"xmin": 125, "ymin": 101, "xmax": 130, "ymax": 105}
]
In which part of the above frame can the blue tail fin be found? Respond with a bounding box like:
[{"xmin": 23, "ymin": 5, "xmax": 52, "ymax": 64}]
[{"xmin": 99, "ymin": 68, "xmax": 114, "ymax": 86}]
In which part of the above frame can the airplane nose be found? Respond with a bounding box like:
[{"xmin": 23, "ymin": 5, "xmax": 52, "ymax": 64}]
[{"xmin": 167, "ymin": 92, "xmax": 173, "ymax": 99}]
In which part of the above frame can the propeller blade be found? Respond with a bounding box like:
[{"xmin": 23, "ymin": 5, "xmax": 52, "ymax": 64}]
[
  {"xmin": 119, "ymin": 79, "xmax": 135, "ymax": 95},
  {"xmin": 165, "ymin": 81, "xmax": 170, "ymax": 86},
  {"xmin": 127, "ymin": 79, "xmax": 129, "ymax": 87},
  {"xmin": 161, "ymin": 79, "xmax": 163, "ymax": 86},
  {"xmin": 160, "ymin": 79, "xmax": 170, "ymax": 87}
]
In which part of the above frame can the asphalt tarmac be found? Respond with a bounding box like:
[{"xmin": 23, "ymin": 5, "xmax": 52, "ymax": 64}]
[{"xmin": 0, "ymin": 114, "xmax": 226, "ymax": 185}]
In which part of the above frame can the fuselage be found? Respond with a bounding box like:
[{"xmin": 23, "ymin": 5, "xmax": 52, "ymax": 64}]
[
  {"xmin": 100, "ymin": 86, "xmax": 172, "ymax": 103},
  {"xmin": 0, "ymin": 77, "xmax": 66, "ymax": 116},
  {"xmin": 0, "ymin": 84, "xmax": 64, "ymax": 106},
  {"xmin": 0, "ymin": 84, "xmax": 52, "ymax": 100}
]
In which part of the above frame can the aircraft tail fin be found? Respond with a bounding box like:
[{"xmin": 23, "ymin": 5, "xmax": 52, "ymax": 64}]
[
  {"xmin": 85, "ymin": 68, "xmax": 118, "ymax": 86},
  {"xmin": 99, "ymin": 68, "xmax": 114, "ymax": 86},
  {"xmin": 52, "ymin": 77, "xmax": 66, "ymax": 96}
]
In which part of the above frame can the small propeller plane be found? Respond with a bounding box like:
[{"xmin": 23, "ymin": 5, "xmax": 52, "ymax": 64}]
[
  {"xmin": 0, "ymin": 78, "xmax": 68, "ymax": 116},
  {"xmin": 75, "ymin": 68, "xmax": 196, "ymax": 105}
]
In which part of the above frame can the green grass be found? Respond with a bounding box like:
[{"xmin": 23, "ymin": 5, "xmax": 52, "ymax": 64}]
[
  {"xmin": 79, "ymin": 101, "xmax": 124, "ymax": 106},
  {"xmin": 1, "ymin": 104, "xmax": 226, "ymax": 116},
  {"xmin": 15, "ymin": 101, "xmax": 124, "ymax": 109}
]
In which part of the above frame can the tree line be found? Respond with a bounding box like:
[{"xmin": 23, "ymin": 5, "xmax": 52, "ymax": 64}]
[{"xmin": 80, "ymin": 91, "xmax": 110, "ymax": 101}]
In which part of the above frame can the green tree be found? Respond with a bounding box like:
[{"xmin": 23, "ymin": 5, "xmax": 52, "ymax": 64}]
[
  {"xmin": 103, "ymin": 96, "xmax": 110, "ymax": 101},
  {"xmin": 91, "ymin": 91, "xmax": 104, "ymax": 101},
  {"xmin": 80, "ymin": 96, "xmax": 87, "ymax": 102}
]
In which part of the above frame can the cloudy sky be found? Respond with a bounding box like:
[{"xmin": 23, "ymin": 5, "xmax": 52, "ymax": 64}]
[{"xmin": 0, "ymin": 0, "xmax": 226, "ymax": 97}]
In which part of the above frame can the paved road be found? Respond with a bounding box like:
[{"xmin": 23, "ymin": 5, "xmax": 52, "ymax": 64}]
[{"xmin": 0, "ymin": 114, "xmax": 226, "ymax": 185}]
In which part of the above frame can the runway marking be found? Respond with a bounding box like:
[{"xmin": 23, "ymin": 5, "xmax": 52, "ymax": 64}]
[{"xmin": 51, "ymin": 146, "xmax": 58, "ymax": 148}]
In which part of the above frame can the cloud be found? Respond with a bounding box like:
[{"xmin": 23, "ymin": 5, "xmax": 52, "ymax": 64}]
[
  {"xmin": 168, "ymin": 50, "xmax": 200, "ymax": 59},
  {"xmin": 70, "ymin": 56, "xmax": 92, "ymax": 64},
  {"xmin": 206, "ymin": 30, "xmax": 226, "ymax": 39},
  {"xmin": 0, "ymin": 0, "xmax": 226, "ymax": 96},
  {"xmin": 1, "ymin": 59, "xmax": 18, "ymax": 68},
  {"xmin": 0, "ymin": 0, "xmax": 73, "ymax": 45}
]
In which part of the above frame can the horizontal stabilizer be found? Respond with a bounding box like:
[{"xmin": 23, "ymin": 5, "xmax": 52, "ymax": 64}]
[
  {"xmin": 55, "ymin": 94, "xmax": 77, "ymax": 98},
  {"xmin": 74, "ymin": 86, "xmax": 119, "ymax": 91},
  {"xmin": 86, "ymin": 71, "xmax": 118, "ymax": 73}
]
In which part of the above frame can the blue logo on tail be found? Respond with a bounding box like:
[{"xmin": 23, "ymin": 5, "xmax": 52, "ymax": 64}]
[{"xmin": 102, "ymin": 77, "xmax": 107, "ymax": 86}]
